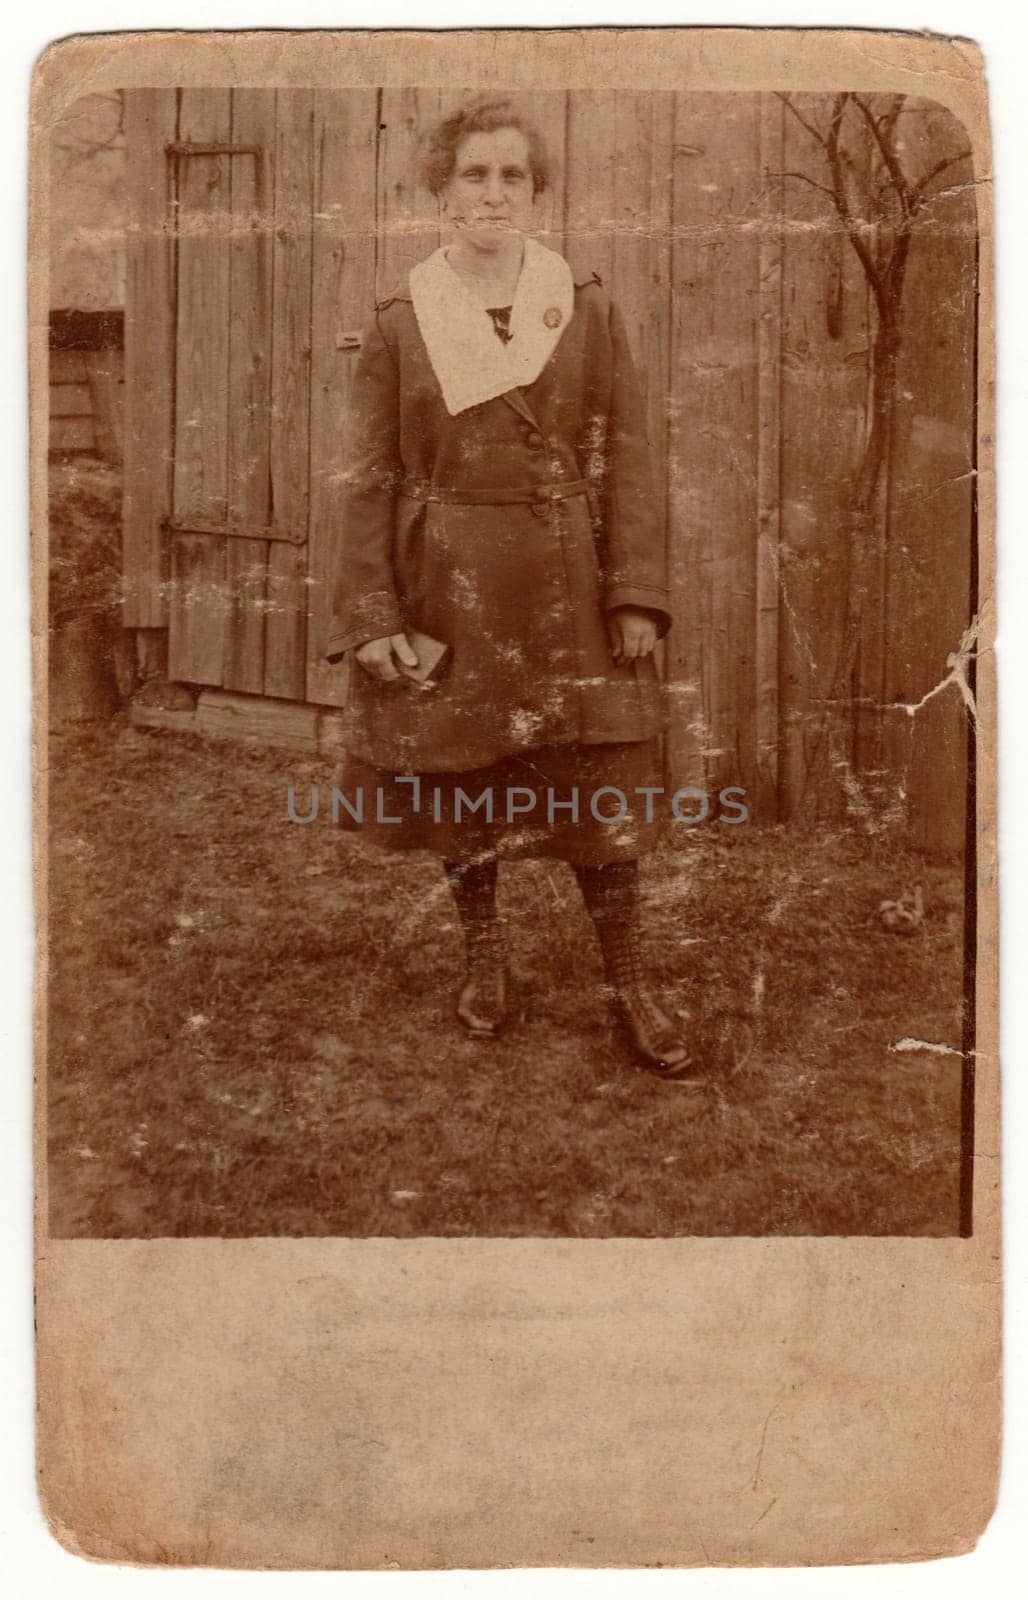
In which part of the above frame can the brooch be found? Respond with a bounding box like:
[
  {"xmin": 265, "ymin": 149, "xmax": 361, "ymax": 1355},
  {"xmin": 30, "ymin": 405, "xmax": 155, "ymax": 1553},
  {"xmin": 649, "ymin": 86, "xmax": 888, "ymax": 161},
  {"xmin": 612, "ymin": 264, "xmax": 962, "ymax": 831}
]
[{"xmin": 543, "ymin": 306, "xmax": 562, "ymax": 329}]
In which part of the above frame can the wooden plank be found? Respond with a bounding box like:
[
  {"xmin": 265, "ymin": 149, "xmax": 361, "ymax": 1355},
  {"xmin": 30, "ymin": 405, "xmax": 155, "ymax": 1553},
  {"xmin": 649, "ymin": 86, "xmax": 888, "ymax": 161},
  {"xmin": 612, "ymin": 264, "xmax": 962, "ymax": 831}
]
[
  {"xmin": 172, "ymin": 89, "xmax": 231, "ymax": 525},
  {"xmin": 665, "ymin": 92, "xmax": 762, "ymax": 803},
  {"xmin": 318, "ymin": 709, "xmax": 347, "ymax": 753},
  {"xmin": 122, "ymin": 88, "xmax": 177, "ymax": 627},
  {"xmin": 611, "ymin": 93, "xmax": 661, "ymax": 368},
  {"xmin": 564, "ymin": 90, "xmax": 616, "ymax": 287},
  {"xmin": 267, "ymin": 89, "xmax": 312, "ymax": 542},
  {"xmin": 263, "ymin": 89, "xmax": 314, "ymax": 700},
  {"xmin": 49, "ymin": 418, "xmax": 96, "ymax": 453},
  {"xmin": 135, "ymin": 628, "xmax": 169, "ymax": 681},
  {"xmin": 645, "ymin": 94, "xmax": 677, "ymax": 719},
  {"xmin": 223, "ymin": 539, "xmax": 268, "ymax": 693},
  {"xmin": 168, "ymin": 530, "xmax": 228, "ymax": 687},
  {"xmin": 133, "ymin": 692, "xmax": 342, "ymax": 750},
  {"xmin": 50, "ymin": 349, "xmax": 89, "ymax": 383},
  {"xmin": 754, "ymin": 93, "xmax": 785, "ymax": 818},
  {"xmin": 843, "ymin": 115, "xmax": 888, "ymax": 791},
  {"xmin": 82, "ymin": 350, "xmax": 124, "ymax": 464},
  {"xmin": 664, "ymin": 99, "xmax": 707, "ymax": 791},
  {"xmin": 130, "ymin": 702, "xmax": 197, "ymax": 735},
  {"xmin": 263, "ymin": 544, "xmax": 307, "ymax": 701},
  {"xmin": 135, "ymin": 699, "xmax": 355, "ymax": 753},
  {"xmin": 306, "ymin": 88, "xmax": 379, "ymax": 708},
  {"xmin": 882, "ymin": 100, "xmax": 977, "ymax": 855},
  {"xmin": 777, "ymin": 94, "xmax": 872, "ymax": 823},
  {"xmin": 612, "ymin": 90, "xmax": 676, "ymax": 571},
  {"xmin": 223, "ymin": 88, "xmax": 275, "ymax": 695},
  {"xmin": 598, "ymin": 93, "xmax": 676, "ymax": 743},
  {"xmin": 168, "ymin": 89, "xmax": 232, "ymax": 684},
  {"xmin": 196, "ymin": 688, "xmax": 321, "ymax": 751},
  {"xmin": 49, "ymin": 383, "xmax": 92, "ymax": 417},
  {"xmin": 376, "ymin": 88, "xmax": 442, "ymax": 297}
]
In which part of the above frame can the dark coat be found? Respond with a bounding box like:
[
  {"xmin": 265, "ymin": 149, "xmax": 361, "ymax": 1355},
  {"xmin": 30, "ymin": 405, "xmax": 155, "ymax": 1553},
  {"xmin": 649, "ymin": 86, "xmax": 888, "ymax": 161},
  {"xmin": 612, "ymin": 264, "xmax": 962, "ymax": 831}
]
[{"xmin": 326, "ymin": 265, "xmax": 672, "ymax": 774}]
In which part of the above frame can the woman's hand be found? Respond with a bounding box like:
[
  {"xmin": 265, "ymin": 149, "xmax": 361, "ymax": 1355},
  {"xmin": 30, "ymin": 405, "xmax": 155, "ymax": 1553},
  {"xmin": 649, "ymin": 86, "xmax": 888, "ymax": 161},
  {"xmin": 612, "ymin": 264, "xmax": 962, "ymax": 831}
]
[
  {"xmin": 354, "ymin": 632, "xmax": 419, "ymax": 682},
  {"xmin": 607, "ymin": 606, "xmax": 658, "ymax": 664}
]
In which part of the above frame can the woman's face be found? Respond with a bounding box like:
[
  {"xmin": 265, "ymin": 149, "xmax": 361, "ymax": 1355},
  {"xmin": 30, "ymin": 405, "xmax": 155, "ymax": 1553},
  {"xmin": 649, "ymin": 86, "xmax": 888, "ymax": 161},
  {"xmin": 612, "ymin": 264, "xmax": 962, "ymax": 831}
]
[{"xmin": 442, "ymin": 126, "xmax": 535, "ymax": 250}]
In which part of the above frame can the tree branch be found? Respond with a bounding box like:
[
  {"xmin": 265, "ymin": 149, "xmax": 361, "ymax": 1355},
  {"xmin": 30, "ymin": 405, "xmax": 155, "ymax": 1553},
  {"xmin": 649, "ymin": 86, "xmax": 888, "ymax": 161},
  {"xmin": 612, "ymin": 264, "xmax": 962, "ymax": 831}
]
[
  {"xmin": 879, "ymin": 95, "xmax": 903, "ymax": 144},
  {"xmin": 852, "ymin": 94, "xmax": 911, "ymax": 219},
  {"xmin": 776, "ymin": 92, "xmax": 830, "ymax": 151},
  {"xmin": 911, "ymin": 150, "xmax": 974, "ymax": 211},
  {"xmin": 822, "ymin": 95, "xmax": 888, "ymax": 317},
  {"xmin": 779, "ymin": 170, "xmax": 846, "ymax": 207}
]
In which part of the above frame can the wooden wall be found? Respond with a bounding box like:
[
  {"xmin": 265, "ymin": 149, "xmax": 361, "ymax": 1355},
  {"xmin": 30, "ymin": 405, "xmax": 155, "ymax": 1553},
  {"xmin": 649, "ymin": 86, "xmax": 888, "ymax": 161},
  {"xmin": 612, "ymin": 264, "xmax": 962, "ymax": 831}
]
[
  {"xmin": 121, "ymin": 88, "xmax": 978, "ymax": 850},
  {"xmin": 49, "ymin": 346, "xmax": 124, "ymax": 460},
  {"xmin": 49, "ymin": 313, "xmax": 125, "ymax": 462}
]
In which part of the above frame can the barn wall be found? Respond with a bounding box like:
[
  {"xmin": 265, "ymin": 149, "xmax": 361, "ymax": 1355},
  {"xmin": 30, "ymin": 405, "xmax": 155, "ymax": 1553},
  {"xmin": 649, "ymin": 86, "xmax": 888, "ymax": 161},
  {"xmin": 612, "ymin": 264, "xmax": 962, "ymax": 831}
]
[
  {"xmin": 120, "ymin": 88, "xmax": 978, "ymax": 851},
  {"xmin": 49, "ymin": 345, "xmax": 124, "ymax": 461}
]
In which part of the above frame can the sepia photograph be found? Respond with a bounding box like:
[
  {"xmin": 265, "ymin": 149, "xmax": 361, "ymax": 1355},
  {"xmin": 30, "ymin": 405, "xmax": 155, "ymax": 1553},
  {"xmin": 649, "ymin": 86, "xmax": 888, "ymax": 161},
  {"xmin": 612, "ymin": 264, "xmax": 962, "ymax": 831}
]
[
  {"xmin": 29, "ymin": 24, "xmax": 1005, "ymax": 1571},
  {"xmin": 46, "ymin": 80, "xmax": 979, "ymax": 1241}
]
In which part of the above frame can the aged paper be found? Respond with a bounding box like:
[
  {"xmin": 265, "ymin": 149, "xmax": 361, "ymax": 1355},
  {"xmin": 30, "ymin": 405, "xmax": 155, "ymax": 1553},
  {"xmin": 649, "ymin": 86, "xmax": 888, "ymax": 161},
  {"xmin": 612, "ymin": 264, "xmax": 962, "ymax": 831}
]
[{"xmin": 32, "ymin": 28, "xmax": 998, "ymax": 1567}]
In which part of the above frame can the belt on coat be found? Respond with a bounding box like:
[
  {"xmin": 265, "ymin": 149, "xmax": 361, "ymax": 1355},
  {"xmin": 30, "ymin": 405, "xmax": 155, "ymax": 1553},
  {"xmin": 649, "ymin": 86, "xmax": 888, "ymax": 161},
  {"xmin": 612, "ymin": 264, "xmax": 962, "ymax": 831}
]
[{"xmin": 398, "ymin": 477, "xmax": 595, "ymax": 509}]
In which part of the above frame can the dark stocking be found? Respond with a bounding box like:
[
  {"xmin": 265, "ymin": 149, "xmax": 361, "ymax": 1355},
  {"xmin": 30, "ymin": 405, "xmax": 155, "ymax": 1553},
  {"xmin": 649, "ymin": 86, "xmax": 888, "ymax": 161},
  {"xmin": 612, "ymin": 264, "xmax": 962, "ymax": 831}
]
[
  {"xmin": 573, "ymin": 860, "xmax": 638, "ymax": 926},
  {"xmin": 443, "ymin": 857, "xmax": 498, "ymax": 935},
  {"xmin": 443, "ymin": 857, "xmax": 506, "ymax": 1035},
  {"xmin": 573, "ymin": 860, "xmax": 691, "ymax": 1076},
  {"xmin": 573, "ymin": 861, "xmax": 643, "ymax": 991}
]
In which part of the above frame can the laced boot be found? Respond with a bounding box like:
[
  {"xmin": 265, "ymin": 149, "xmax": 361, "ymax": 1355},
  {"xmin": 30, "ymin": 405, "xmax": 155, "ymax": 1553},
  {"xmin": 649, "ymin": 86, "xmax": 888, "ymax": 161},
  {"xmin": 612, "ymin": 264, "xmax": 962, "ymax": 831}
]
[
  {"xmin": 574, "ymin": 861, "xmax": 693, "ymax": 1080},
  {"xmin": 599, "ymin": 920, "xmax": 692, "ymax": 1079}
]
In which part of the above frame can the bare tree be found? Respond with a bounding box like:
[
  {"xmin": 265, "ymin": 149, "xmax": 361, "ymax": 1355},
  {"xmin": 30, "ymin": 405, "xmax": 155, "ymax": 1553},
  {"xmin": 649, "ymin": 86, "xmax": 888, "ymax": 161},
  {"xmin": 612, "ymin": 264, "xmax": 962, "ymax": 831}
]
[
  {"xmin": 53, "ymin": 90, "xmax": 126, "ymax": 167},
  {"xmin": 777, "ymin": 93, "xmax": 973, "ymax": 799}
]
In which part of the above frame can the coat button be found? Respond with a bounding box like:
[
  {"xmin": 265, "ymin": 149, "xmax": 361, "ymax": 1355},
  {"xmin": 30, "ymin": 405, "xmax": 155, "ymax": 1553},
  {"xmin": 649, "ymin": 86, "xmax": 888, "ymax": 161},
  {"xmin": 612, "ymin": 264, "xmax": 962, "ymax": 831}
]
[
  {"xmin": 525, "ymin": 430, "xmax": 545, "ymax": 450},
  {"xmin": 530, "ymin": 500, "xmax": 550, "ymax": 519}
]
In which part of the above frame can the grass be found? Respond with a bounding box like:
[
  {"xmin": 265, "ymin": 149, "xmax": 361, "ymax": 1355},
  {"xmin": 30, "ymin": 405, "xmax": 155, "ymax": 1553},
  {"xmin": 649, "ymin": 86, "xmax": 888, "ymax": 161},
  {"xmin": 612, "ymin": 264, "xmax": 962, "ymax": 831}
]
[
  {"xmin": 48, "ymin": 457, "xmax": 123, "ymax": 626},
  {"xmin": 46, "ymin": 717, "xmax": 968, "ymax": 1237}
]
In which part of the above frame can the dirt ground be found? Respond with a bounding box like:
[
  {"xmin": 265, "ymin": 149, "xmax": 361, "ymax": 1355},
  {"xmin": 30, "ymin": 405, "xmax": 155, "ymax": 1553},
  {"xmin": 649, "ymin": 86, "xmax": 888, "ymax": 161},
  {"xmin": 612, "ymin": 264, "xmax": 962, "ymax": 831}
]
[{"xmin": 46, "ymin": 712, "xmax": 969, "ymax": 1238}]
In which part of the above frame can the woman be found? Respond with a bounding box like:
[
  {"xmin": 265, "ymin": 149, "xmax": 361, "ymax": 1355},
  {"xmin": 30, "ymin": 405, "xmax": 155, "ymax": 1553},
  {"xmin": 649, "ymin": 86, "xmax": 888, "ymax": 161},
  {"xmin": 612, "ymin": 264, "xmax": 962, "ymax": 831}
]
[{"xmin": 326, "ymin": 96, "xmax": 691, "ymax": 1079}]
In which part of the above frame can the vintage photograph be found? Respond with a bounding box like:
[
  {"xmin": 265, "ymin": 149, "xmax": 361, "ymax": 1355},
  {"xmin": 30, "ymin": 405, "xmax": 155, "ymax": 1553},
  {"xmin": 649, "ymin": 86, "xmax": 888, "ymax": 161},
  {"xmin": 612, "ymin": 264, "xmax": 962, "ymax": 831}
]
[{"xmin": 47, "ymin": 83, "xmax": 978, "ymax": 1240}]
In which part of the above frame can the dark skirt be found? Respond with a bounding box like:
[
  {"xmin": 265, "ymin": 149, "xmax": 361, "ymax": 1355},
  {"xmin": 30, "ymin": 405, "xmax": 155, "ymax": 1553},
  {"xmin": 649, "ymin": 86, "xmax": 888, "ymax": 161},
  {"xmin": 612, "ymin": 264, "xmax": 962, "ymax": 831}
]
[{"xmin": 334, "ymin": 737, "xmax": 665, "ymax": 865}]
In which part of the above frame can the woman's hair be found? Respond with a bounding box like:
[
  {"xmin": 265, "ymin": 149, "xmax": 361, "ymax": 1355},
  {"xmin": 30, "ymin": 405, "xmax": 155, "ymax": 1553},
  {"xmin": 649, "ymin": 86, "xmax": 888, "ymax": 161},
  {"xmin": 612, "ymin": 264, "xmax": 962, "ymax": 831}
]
[{"xmin": 419, "ymin": 96, "xmax": 553, "ymax": 198}]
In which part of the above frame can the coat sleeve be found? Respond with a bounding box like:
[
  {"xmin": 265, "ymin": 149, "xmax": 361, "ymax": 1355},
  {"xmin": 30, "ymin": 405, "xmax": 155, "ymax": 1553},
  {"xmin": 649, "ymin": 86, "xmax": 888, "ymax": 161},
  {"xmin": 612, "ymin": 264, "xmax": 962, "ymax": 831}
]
[
  {"xmin": 324, "ymin": 311, "xmax": 407, "ymax": 661},
  {"xmin": 602, "ymin": 299, "xmax": 673, "ymax": 638}
]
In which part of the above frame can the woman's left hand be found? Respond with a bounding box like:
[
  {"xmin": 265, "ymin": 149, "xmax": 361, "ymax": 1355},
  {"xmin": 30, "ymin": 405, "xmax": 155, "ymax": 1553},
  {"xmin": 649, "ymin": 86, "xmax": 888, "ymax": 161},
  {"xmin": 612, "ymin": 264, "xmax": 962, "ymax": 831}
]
[{"xmin": 607, "ymin": 606, "xmax": 658, "ymax": 663}]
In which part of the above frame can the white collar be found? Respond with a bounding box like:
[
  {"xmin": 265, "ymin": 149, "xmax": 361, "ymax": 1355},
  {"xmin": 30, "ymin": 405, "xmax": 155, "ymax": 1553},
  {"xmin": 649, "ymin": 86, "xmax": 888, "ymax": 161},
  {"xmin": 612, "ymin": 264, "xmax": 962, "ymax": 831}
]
[{"xmin": 408, "ymin": 236, "xmax": 574, "ymax": 416}]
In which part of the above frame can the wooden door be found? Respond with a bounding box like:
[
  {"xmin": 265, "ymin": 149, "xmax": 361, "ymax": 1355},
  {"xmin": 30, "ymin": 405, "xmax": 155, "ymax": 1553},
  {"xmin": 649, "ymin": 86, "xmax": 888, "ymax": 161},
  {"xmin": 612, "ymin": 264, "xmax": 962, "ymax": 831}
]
[{"xmin": 123, "ymin": 87, "xmax": 314, "ymax": 699}]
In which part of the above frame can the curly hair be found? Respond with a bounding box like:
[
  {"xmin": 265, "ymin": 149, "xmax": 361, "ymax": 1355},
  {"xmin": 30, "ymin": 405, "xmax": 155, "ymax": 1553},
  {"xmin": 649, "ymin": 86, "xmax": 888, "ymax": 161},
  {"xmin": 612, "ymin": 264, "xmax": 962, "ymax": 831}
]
[{"xmin": 419, "ymin": 96, "xmax": 553, "ymax": 198}]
